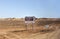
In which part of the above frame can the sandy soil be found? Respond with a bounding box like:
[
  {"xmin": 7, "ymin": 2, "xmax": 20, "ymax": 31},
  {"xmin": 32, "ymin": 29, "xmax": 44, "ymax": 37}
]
[
  {"xmin": 0, "ymin": 29, "xmax": 60, "ymax": 39},
  {"xmin": 0, "ymin": 18, "xmax": 60, "ymax": 39}
]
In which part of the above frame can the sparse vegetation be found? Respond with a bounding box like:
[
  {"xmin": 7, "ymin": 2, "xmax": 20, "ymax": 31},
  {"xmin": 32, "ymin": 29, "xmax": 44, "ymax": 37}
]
[{"xmin": 0, "ymin": 18, "xmax": 60, "ymax": 39}]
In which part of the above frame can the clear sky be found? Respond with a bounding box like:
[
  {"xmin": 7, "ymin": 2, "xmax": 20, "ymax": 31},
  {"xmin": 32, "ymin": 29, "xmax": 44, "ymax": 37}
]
[{"xmin": 0, "ymin": 0, "xmax": 60, "ymax": 18}]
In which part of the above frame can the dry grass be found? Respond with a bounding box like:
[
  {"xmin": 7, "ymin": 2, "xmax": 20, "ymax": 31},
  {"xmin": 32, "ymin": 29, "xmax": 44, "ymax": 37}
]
[{"xmin": 0, "ymin": 18, "xmax": 60, "ymax": 39}]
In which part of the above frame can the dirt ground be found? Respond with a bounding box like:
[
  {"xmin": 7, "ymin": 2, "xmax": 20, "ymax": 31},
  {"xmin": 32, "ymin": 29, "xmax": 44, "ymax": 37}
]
[
  {"xmin": 0, "ymin": 18, "xmax": 60, "ymax": 39},
  {"xmin": 0, "ymin": 29, "xmax": 60, "ymax": 39}
]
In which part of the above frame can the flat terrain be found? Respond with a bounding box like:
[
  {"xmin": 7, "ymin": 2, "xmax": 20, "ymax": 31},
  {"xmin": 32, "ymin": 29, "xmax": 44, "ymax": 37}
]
[
  {"xmin": 0, "ymin": 18, "xmax": 60, "ymax": 39},
  {"xmin": 0, "ymin": 29, "xmax": 60, "ymax": 39}
]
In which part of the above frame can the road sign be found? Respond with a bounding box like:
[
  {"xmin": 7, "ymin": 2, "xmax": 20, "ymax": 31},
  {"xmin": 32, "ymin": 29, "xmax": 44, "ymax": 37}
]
[
  {"xmin": 25, "ymin": 16, "xmax": 36, "ymax": 31},
  {"xmin": 25, "ymin": 16, "xmax": 35, "ymax": 24}
]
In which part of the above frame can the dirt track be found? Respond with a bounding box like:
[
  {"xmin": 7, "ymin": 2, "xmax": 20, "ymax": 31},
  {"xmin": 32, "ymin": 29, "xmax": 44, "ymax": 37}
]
[{"xmin": 0, "ymin": 29, "xmax": 60, "ymax": 39}]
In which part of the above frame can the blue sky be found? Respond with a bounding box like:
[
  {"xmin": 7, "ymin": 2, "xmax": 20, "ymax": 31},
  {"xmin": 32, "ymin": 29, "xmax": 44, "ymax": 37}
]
[{"xmin": 0, "ymin": 0, "xmax": 60, "ymax": 18}]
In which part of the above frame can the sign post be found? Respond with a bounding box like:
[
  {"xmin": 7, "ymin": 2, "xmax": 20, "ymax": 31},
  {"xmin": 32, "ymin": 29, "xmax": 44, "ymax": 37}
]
[{"xmin": 25, "ymin": 16, "xmax": 35, "ymax": 31}]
